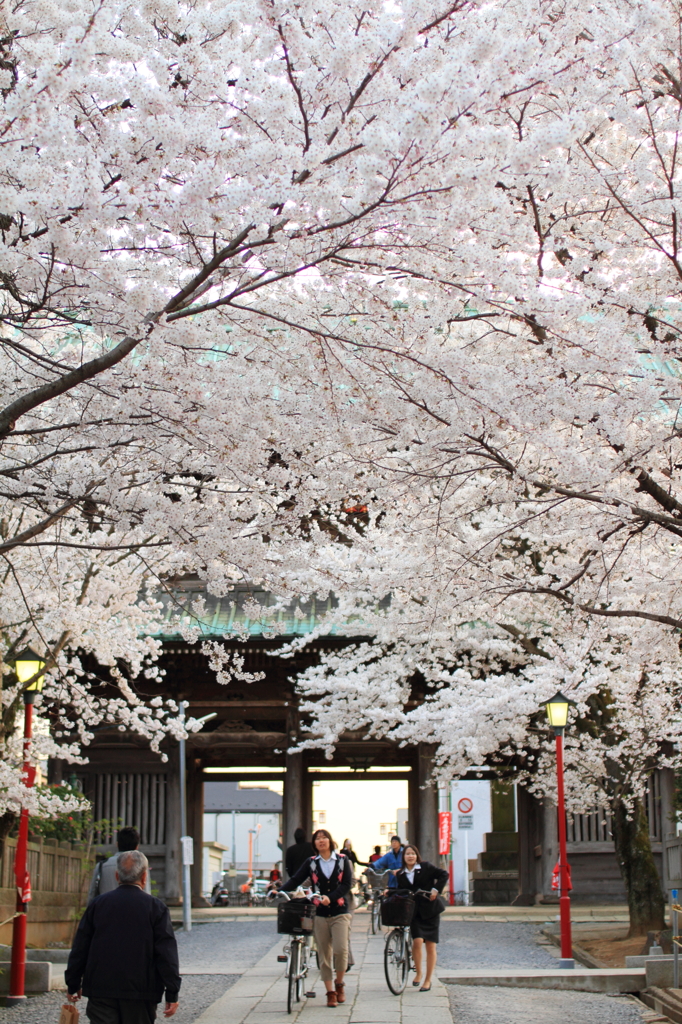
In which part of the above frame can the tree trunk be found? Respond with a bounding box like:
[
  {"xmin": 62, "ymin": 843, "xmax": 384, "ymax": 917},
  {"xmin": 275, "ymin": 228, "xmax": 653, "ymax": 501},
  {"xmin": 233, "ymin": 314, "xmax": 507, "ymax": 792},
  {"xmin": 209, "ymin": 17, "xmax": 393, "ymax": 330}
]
[
  {"xmin": 612, "ymin": 795, "xmax": 665, "ymax": 936},
  {"xmin": 0, "ymin": 810, "xmax": 15, "ymax": 841}
]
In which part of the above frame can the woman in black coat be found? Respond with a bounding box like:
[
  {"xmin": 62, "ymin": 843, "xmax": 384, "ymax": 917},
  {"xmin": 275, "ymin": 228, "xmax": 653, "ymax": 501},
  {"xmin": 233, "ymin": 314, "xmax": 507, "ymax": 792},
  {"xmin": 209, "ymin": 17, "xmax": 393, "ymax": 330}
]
[
  {"xmin": 281, "ymin": 829, "xmax": 353, "ymax": 1007},
  {"xmin": 394, "ymin": 844, "xmax": 448, "ymax": 992}
]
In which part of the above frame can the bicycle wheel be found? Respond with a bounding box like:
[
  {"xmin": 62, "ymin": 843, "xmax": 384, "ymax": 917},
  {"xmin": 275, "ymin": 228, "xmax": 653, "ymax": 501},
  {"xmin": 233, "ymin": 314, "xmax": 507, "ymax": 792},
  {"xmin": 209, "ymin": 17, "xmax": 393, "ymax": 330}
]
[
  {"xmin": 384, "ymin": 928, "xmax": 408, "ymax": 995},
  {"xmin": 371, "ymin": 897, "xmax": 381, "ymax": 935},
  {"xmin": 296, "ymin": 941, "xmax": 309, "ymax": 1002},
  {"xmin": 287, "ymin": 941, "xmax": 300, "ymax": 1013}
]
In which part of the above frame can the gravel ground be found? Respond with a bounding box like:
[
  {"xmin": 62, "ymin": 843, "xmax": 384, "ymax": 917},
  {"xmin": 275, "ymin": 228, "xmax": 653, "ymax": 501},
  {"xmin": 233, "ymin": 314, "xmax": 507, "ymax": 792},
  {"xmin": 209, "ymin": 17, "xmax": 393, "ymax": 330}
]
[
  {"xmin": 440, "ymin": 923, "xmax": 645, "ymax": 1024},
  {"xmin": 438, "ymin": 921, "xmax": 559, "ymax": 969},
  {"xmin": 0, "ymin": 974, "xmax": 238, "ymax": 1024},
  {"xmin": 175, "ymin": 919, "xmax": 278, "ymax": 971},
  {"xmin": 0, "ymin": 920, "xmax": 279, "ymax": 1023},
  {"xmin": 447, "ymin": 986, "xmax": 644, "ymax": 1024}
]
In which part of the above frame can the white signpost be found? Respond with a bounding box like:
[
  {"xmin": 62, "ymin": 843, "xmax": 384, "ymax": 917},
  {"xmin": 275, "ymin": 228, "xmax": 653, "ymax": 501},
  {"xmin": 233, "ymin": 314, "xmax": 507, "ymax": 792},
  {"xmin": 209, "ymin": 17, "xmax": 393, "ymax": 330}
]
[{"xmin": 457, "ymin": 798, "xmax": 475, "ymax": 905}]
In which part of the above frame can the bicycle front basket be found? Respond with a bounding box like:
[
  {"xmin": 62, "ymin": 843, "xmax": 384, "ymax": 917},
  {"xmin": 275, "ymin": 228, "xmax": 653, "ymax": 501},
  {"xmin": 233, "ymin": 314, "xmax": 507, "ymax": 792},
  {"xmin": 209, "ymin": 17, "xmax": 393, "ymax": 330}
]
[
  {"xmin": 365, "ymin": 869, "xmax": 390, "ymax": 887},
  {"xmin": 380, "ymin": 894, "xmax": 415, "ymax": 927},
  {"xmin": 277, "ymin": 899, "xmax": 317, "ymax": 934}
]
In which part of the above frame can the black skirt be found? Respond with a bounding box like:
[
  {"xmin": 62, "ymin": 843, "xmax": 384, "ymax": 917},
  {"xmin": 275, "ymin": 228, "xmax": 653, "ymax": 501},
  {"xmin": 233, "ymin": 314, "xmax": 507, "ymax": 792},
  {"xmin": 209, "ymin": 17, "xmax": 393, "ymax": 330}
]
[{"xmin": 409, "ymin": 903, "xmax": 441, "ymax": 944}]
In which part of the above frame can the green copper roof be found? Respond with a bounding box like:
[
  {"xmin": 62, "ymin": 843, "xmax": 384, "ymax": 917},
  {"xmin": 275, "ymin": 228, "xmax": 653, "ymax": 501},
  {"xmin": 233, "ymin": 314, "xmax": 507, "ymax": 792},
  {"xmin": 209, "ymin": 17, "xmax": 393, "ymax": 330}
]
[{"xmin": 150, "ymin": 585, "xmax": 337, "ymax": 640}]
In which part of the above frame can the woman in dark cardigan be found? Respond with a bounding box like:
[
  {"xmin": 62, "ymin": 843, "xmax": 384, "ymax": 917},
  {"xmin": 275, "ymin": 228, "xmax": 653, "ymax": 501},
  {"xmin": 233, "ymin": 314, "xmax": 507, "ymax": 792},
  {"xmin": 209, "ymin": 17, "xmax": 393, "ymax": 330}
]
[
  {"xmin": 394, "ymin": 843, "xmax": 448, "ymax": 992},
  {"xmin": 281, "ymin": 828, "xmax": 353, "ymax": 1008}
]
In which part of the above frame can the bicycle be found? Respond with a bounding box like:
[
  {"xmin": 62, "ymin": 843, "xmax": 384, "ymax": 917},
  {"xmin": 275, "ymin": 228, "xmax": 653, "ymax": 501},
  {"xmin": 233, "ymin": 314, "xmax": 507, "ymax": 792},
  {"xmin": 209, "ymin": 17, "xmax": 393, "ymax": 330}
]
[
  {"xmin": 382, "ymin": 889, "xmax": 432, "ymax": 995},
  {"xmin": 364, "ymin": 869, "xmax": 389, "ymax": 935},
  {"xmin": 270, "ymin": 890, "xmax": 317, "ymax": 1013}
]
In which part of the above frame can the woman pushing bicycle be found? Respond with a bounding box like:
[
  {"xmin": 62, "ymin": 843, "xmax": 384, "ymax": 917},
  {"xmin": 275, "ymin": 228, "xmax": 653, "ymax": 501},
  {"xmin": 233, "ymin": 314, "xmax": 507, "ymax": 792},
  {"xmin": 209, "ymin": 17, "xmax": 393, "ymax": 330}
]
[
  {"xmin": 394, "ymin": 844, "xmax": 448, "ymax": 991},
  {"xmin": 281, "ymin": 828, "xmax": 353, "ymax": 1008}
]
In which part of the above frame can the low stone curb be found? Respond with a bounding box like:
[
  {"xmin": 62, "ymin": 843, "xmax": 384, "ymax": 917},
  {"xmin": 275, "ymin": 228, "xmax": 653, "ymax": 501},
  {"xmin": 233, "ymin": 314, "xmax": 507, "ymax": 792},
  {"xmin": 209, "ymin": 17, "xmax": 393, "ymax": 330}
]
[
  {"xmin": 440, "ymin": 968, "xmax": 645, "ymax": 994},
  {"xmin": 0, "ymin": 961, "xmax": 51, "ymax": 995}
]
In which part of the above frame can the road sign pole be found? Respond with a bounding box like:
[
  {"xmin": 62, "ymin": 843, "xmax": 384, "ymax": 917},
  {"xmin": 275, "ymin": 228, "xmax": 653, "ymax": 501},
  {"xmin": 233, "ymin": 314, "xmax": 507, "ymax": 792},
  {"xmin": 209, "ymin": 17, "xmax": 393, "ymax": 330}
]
[{"xmin": 456, "ymin": 798, "xmax": 474, "ymax": 907}]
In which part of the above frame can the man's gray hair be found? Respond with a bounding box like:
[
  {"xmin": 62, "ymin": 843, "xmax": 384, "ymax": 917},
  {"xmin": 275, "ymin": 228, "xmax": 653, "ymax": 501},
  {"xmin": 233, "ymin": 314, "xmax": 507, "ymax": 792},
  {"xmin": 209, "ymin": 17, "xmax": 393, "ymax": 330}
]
[{"xmin": 117, "ymin": 849, "xmax": 148, "ymax": 884}]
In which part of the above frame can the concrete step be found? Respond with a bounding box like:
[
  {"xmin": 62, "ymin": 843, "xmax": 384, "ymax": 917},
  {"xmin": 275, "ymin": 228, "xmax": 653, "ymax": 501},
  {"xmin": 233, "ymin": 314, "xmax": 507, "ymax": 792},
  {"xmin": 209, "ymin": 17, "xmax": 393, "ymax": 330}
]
[
  {"xmin": 440, "ymin": 968, "xmax": 645, "ymax": 994},
  {"xmin": 0, "ymin": 960, "xmax": 52, "ymax": 995},
  {"xmin": 640, "ymin": 987, "xmax": 682, "ymax": 1024}
]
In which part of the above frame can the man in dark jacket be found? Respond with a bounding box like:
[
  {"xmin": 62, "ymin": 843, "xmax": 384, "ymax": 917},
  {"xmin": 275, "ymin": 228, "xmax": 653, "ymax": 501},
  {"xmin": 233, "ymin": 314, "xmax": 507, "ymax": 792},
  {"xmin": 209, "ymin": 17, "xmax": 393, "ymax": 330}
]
[
  {"xmin": 87, "ymin": 826, "xmax": 152, "ymax": 904},
  {"xmin": 285, "ymin": 827, "xmax": 314, "ymax": 878},
  {"xmin": 65, "ymin": 850, "xmax": 180, "ymax": 1024}
]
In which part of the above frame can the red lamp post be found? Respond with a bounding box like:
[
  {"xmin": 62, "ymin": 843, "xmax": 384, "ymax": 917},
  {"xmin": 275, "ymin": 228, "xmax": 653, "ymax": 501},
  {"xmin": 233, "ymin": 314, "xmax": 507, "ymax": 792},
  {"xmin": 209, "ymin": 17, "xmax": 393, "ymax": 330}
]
[
  {"xmin": 543, "ymin": 690, "xmax": 575, "ymax": 969},
  {"xmin": 7, "ymin": 648, "xmax": 45, "ymax": 1007}
]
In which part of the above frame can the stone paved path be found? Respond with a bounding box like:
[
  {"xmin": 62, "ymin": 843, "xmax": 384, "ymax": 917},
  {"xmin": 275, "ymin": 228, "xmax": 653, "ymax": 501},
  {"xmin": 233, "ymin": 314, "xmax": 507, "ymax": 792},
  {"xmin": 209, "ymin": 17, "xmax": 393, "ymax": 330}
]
[
  {"xmin": 190, "ymin": 911, "xmax": 654, "ymax": 1024},
  {"xmin": 193, "ymin": 914, "xmax": 451, "ymax": 1024}
]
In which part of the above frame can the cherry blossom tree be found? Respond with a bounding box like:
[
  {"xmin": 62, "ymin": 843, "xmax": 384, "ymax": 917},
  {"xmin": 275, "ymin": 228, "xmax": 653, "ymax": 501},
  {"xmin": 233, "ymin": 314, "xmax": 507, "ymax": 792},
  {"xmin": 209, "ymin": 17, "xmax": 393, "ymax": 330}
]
[{"xmin": 2, "ymin": 0, "xmax": 682, "ymax": 916}]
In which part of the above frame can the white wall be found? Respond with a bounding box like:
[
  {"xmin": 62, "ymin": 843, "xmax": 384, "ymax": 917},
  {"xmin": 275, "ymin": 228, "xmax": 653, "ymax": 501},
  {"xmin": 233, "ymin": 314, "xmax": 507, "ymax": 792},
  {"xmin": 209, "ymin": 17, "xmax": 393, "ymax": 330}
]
[{"xmin": 312, "ymin": 779, "xmax": 409, "ymax": 864}]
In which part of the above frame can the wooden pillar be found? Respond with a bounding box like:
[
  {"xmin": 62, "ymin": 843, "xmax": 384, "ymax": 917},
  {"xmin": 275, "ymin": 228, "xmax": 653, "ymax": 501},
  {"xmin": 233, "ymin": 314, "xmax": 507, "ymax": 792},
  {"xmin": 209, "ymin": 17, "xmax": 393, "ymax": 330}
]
[
  {"xmin": 515, "ymin": 786, "xmax": 541, "ymax": 905},
  {"xmin": 187, "ymin": 758, "xmax": 204, "ymax": 906},
  {"xmin": 417, "ymin": 743, "xmax": 439, "ymax": 863},
  {"xmin": 302, "ymin": 767, "xmax": 314, "ymax": 840},
  {"xmin": 284, "ymin": 751, "xmax": 306, "ymax": 850},
  {"xmin": 164, "ymin": 745, "xmax": 181, "ymax": 904}
]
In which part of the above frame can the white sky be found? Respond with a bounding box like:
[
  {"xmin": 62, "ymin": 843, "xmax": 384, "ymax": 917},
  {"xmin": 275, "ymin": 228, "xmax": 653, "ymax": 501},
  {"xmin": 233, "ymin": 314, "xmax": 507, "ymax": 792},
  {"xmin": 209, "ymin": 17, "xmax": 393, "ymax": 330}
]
[{"xmin": 312, "ymin": 779, "xmax": 409, "ymax": 862}]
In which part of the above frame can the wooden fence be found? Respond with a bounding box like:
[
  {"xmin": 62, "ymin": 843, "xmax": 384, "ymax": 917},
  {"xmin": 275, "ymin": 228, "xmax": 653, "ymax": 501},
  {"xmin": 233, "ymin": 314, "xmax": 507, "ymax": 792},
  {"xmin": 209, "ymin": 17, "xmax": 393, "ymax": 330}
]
[
  {"xmin": 0, "ymin": 836, "xmax": 94, "ymax": 945},
  {"xmin": 0, "ymin": 836, "xmax": 92, "ymax": 894}
]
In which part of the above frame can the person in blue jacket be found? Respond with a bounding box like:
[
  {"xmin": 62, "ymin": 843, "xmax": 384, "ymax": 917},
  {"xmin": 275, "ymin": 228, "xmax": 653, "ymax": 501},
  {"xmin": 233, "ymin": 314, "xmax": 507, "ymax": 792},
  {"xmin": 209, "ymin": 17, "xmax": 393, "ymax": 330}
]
[{"xmin": 371, "ymin": 835, "xmax": 404, "ymax": 887}]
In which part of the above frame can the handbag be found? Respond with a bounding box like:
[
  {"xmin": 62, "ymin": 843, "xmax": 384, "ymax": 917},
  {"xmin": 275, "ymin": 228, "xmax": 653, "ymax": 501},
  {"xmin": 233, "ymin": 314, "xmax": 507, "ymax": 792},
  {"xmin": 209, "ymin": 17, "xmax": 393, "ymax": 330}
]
[
  {"xmin": 59, "ymin": 1004, "xmax": 79, "ymax": 1024},
  {"xmin": 417, "ymin": 893, "xmax": 446, "ymax": 919}
]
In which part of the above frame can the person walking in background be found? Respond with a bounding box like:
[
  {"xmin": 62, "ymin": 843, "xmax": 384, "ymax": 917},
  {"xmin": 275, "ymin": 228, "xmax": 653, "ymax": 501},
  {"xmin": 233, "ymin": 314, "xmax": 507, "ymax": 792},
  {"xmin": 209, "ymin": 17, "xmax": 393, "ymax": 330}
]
[
  {"xmin": 282, "ymin": 828, "xmax": 353, "ymax": 1008},
  {"xmin": 395, "ymin": 844, "xmax": 448, "ymax": 992},
  {"xmin": 285, "ymin": 827, "xmax": 314, "ymax": 878},
  {"xmin": 87, "ymin": 826, "xmax": 151, "ymax": 904},
  {"xmin": 267, "ymin": 864, "xmax": 282, "ymax": 892},
  {"xmin": 269, "ymin": 864, "xmax": 282, "ymax": 884},
  {"xmin": 341, "ymin": 839, "xmax": 366, "ymax": 870},
  {"xmin": 66, "ymin": 850, "xmax": 180, "ymax": 1023},
  {"xmin": 371, "ymin": 835, "xmax": 404, "ymax": 887},
  {"xmin": 368, "ymin": 845, "xmax": 382, "ymax": 864}
]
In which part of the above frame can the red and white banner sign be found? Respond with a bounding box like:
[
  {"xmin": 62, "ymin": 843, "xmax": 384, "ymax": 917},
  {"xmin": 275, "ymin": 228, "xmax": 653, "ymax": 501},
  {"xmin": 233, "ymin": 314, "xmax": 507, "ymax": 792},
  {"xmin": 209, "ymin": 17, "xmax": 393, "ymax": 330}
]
[
  {"xmin": 16, "ymin": 871, "xmax": 32, "ymax": 903},
  {"xmin": 438, "ymin": 811, "xmax": 452, "ymax": 855}
]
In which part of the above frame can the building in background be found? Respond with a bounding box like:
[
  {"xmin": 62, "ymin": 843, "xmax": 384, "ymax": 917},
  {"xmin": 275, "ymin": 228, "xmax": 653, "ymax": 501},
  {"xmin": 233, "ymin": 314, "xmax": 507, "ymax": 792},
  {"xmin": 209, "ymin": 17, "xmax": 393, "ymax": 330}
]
[{"xmin": 203, "ymin": 781, "xmax": 282, "ymax": 892}]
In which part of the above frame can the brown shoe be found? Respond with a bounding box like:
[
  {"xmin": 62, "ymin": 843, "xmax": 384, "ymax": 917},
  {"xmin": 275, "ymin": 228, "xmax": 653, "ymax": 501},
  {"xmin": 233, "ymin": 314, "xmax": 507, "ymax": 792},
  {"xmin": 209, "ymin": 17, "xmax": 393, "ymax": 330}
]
[
  {"xmin": 326, "ymin": 990, "xmax": 338, "ymax": 1008},
  {"xmin": 335, "ymin": 983, "xmax": 346, "ymax": 1004}
]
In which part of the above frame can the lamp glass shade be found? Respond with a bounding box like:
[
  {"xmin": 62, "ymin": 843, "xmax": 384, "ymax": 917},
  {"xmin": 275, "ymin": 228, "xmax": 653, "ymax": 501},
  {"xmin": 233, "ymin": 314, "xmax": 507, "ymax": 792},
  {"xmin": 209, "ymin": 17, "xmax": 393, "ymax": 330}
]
[
  {"xmin": 14, "ymin": 648, "xmax": 46, "ymax": 690},
  {"xmin": 543, "ymin": 690, "xmax": 571, "ymax": 729}
]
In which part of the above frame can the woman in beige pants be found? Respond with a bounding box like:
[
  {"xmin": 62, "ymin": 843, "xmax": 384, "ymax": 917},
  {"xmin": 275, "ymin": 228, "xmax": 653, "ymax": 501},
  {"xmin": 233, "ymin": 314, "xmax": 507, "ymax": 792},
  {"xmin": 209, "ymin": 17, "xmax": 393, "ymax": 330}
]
[{"xmin": 282, "ymin": 828, "xmax": 353, "ymax": 1007}]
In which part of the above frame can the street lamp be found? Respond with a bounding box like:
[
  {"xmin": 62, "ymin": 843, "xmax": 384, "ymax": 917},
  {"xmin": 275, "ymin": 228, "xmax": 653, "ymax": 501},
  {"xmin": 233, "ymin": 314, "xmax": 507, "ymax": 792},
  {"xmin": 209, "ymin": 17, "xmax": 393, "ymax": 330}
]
[
  {"xmin": 7, "ymin": 647, "xmax": 46, "ymax": 1006},
  {"xmin": 542, "ymin": 689, "xmax": 575, "ymax": 969}
]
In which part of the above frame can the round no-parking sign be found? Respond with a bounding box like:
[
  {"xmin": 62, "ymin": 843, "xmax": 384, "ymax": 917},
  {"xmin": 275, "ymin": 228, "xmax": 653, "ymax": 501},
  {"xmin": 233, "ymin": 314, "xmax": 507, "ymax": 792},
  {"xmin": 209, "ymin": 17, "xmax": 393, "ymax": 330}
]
[{"xmin": 457, "ymin": 797, "xmax": 473, "ymax": 814}]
